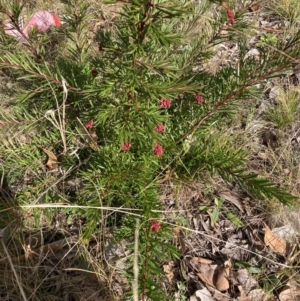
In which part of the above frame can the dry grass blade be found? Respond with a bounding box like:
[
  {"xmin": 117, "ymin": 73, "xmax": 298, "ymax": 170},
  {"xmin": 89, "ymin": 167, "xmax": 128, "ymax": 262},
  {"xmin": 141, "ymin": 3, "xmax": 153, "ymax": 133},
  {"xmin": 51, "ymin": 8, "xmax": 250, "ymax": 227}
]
[
  {"xmin": 0, "ymin": 236, "xmax": 78, "ymax": 266},
  {"xmin": 0, "ymin": 236, "xmax": 28, "ymax": 301}
]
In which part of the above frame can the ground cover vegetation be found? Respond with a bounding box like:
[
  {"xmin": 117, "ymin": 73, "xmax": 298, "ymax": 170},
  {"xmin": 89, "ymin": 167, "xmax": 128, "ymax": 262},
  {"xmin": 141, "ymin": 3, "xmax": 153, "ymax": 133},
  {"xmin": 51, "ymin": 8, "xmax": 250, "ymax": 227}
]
[{"xmin": 1, "ymin": 0, "xmax": 300, "ymax": 300}]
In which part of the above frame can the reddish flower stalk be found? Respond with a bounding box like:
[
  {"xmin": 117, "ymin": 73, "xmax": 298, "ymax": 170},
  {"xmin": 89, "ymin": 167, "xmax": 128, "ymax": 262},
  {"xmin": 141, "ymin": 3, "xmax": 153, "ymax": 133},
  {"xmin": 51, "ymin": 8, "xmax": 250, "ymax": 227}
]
[
  {"xmin": 154, "ymin": 124, "xmax": 165, "ymax": 133},
  {"xmin": 221, "ymin": 1, "xmax": 235, "ymax": 25}
]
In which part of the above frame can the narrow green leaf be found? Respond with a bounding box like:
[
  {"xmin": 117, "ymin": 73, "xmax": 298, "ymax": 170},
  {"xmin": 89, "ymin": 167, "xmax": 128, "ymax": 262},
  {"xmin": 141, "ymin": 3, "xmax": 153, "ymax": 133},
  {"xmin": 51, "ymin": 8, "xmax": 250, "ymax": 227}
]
[
  {"xmin": 211, "ymin": 207, "xmax": 219, "ymax": 225},
  {"xmin": 226, "ymin": 212, "xmax": 244, "ymax": 227}
]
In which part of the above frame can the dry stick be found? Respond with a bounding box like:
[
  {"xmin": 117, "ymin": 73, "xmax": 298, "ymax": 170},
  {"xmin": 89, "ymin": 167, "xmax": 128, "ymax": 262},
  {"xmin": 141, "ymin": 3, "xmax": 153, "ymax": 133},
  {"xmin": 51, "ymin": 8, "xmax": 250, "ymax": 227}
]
[
  {"xmin": 46, "ymin": 78, "xmax": 68, "ymax": 154},
  {"xmin": 176, "ymin": 9, "xmax": 300, "ymax": 145},
  {"xmin": 3, "ymin": 8, "xmax": 37, "ymax": 55},
  {"xmin": 0, "ymin": 236, "xmax": 28, "ymax": 301},
  {"xmin": 132, "ymin": 219, "xmax": 140, "ymax": 301},
  {"xmin": 176, "ymin": 59, "xmax": 300, "ymax": 145},
  {"xmin": 62, "ymin": 78, "xmax": 68, "ymax": 154},
  {"xmin": 21, "ymin": 204, "xmax": 143, "ymax": 217}
]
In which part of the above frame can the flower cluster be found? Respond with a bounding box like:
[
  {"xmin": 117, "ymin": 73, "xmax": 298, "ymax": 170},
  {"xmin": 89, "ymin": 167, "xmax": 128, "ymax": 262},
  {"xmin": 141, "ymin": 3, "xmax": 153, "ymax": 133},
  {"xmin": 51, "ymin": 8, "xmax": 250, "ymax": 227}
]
[
  {"xmin": 121, "ymin": 142, "xmax": 131, "ymax": 151},
  {"xmin": 226, "ymin": 8, "xmax": 235, "ymax": 25},
  {"xmin": 150, "ymin": 220, "xmax": 161, "ymax": 232},
  {"xmin": 195, "ymin": 94, "xmax": 204, "ymax": 104},
  {"xmin": 154, "ymin": 124, "xmax": 165, "ymax": 133},
  {"xmin": 153, "ymin": 142, "xmax": 163, "ymax": 157},
  {"xmin": 85, "ymin": 120, "xmax": 94, "ymax": 129},
  {"xmin": 159, "ymin": 98, "xmax": 172, "ymax": 108}
]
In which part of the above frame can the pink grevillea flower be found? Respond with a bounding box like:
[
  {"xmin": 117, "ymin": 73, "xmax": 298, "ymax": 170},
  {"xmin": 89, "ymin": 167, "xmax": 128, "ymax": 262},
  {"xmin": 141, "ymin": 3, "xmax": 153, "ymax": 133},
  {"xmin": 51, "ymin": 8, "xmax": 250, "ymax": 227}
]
[
  {"xmin": 226, "ymin": 8, "xmax": 235, "ymax": 25},
  {"xmin": 195, "ymin": 94, "xmax": 204, "ymax": 104},
  {"xmin": 150, "ymin": 220, "xmax": 161, "ymax": 232},
  {"xmin": 4, "ymin": 10, "xmax": 61, "ymax": 42},
  {"xmin": 153, "ymin": 142, "xmax": 163, "ymax": 157},
  {"xmin": 85, "ymin": 120, "xmax": 94, "ymax": 129},
  {"xmin": 154, "ymin": 124, "xmax": 165, "ymax": 133},
  {"xmin": 121, "ymin": 142, "xmax": 131, "ymax": 151},
  {"xmin": 159, "ymin": 98, "xmax": 172, "ymax": 108}
]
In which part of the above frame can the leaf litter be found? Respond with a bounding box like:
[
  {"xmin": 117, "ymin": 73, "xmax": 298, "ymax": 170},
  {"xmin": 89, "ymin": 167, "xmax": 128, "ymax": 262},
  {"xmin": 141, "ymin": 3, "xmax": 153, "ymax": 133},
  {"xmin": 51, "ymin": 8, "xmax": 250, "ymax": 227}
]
[{"xmin": 160, "ymin": 177, "xmax": 300, "ymax": 301}]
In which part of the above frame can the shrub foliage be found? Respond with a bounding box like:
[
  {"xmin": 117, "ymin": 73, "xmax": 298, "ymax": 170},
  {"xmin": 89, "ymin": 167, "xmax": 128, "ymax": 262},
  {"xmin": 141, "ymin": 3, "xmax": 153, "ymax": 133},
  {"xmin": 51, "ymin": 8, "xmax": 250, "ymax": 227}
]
[{"xmin": 0, "ymin": 0, "xmax": 300, "ymax": 299}]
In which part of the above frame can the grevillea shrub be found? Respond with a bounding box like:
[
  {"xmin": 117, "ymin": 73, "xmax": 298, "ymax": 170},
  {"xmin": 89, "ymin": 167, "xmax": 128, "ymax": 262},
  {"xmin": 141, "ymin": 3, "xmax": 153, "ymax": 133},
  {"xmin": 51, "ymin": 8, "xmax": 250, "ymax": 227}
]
[{"xmin": 0, "ymin": 0, "xmax": 299, "ymax": 299}]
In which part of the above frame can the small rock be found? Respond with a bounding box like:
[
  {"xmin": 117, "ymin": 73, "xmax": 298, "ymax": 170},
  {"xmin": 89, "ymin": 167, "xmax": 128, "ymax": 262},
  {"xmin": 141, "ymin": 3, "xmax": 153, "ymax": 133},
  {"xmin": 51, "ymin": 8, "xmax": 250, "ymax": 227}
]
[
  {"xmin": 244, "ymin": 48, "xmax": 260, "ymax": 60},
  {"xmin": 268, "ymin": 86, "xmax": 281, "ymax": 99},
  {"xmin": 248, "ymin": 289, "xmax": 266, "ymax": 301},
  {"xmin": 272, "ymin": 225, "xmax": 297, "ymax": 244},
  {"xmin": 236, "ymin": 269, "xmax": 258, "ymax": 294}
]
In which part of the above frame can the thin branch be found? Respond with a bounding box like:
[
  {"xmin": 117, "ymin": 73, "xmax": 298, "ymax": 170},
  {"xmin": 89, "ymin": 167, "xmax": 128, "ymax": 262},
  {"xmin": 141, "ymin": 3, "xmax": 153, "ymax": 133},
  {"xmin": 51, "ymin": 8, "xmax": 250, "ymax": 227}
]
[{"xmin": 176, "ymin": 58, "xmax": 300, "ymax": 144}]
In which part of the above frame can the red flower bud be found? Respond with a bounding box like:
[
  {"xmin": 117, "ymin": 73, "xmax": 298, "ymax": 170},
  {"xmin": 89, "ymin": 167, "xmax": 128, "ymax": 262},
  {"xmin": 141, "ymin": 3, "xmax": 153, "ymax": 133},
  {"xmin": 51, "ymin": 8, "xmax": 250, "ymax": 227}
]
[
  {"xmin": 150, "ymin": 220, "xmax": 161, "ymax": 232},
  {"xmin": 85, "ymin": 120, "xmax": 94, "ymax": 129},
  {"xmin": 195, "ymin": 94, "xmax": 204, "ymax": 104},
  {"xmin": 121, "ymin": 142, "xmax": 131, "ymax": 151},
  {"xmin": 159, "ymin": 98, "xmax": 172, "ymax": 108},
  {"xmin": 154, "ymin": 124, "xmax": 165, "ymax": 133},
  {"xmin": 226, "ymin": 8, "xmax": 235, "ymax": 25},
  {"xmin": 153, "ymin": 142, "xmax": 163, "ymax": 157}
]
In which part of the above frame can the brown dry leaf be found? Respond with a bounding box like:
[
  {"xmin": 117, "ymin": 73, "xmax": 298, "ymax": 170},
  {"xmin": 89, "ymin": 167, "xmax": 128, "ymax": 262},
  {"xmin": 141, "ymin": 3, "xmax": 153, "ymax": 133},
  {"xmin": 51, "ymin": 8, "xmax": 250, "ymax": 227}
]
[
  {"xmin": 197, "ymin": 263, "xmax": 216, "ymax": 288},
  {"xmin": 43, "ymin": 148, "xmax": 58, "ymax": 171},
  {"xmin": 215, "ymin": 259, "xmax": 231, "ymax": 291},
  {"xmin": 163, "ymin": 262, "xmax": 175, "ymax": 283},
  {"xmin": 193, "ymin": 257, "xmax": 214, "ymax": 265},
  {"xmin": 249, "ymin": 3, "xmax": 260, "ymax": 12},
  {"xmin": 279, "ymin": 283, "xmax": 300, "ymax": 301},
  {"xmin": 192, "ymin": 258, "xmax": 231, "ymax": 291},
  {"xmin": 263, "ymin": 222, "xmax": 289, "ymax": 255},
  {"xmin": 219, "ymin": 190, "xmax": 244, "ymax": 212},
  {"xmin": 191, "ymin": 257, "xmax": 216, "ymax": 288}
]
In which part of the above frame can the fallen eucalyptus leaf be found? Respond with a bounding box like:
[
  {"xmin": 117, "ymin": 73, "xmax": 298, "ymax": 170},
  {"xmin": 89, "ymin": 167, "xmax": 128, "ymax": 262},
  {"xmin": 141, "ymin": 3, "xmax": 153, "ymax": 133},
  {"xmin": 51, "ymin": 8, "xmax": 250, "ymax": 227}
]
[
  {"xmin": 263, "ymin": 222, "xmax": 290, "ymax": 255},
  {"xmin": 215, "ymin": 259, "xmax": 231, "ymax": 291},
  {"xmin": 42, "ymin": 148, "xmax": 58, "ymax": 171},
  {"xmin": 279, "ymin": 283, "xmax": 300, "ymax": 301}
]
